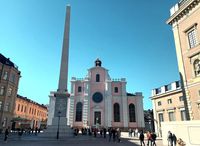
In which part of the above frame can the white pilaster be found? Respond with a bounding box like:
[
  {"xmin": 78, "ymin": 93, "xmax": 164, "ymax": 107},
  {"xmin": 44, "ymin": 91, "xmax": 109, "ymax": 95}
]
[
  {"xmin": 135, "ymin": 93, "xmax": 145, "ymax": 128},
  {"xmin": 105, "ymin": 80, "xmax": 112, "ymax": 127}
]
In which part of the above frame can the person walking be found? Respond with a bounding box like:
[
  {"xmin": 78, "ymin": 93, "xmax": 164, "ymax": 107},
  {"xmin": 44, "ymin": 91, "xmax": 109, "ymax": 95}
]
[
  {"xmin": 167, "ymin": 131, "xmax": 173, "ymax": 146},
  {"xmin": 147, "ymin": 131, "xmax": 152, "ymax": 146},
  {"xmin": 103, "ymin": 127, "xmax": 107, "ymax": 138},
  {"xmin": 172, "ymin": 133, "xmax": 177, "ymax": 146},
  {"xmin": 108, "ymin": 128, "xmax": 112, "ymax": 142},
  {"xmin": 4, "ymin": 128, "xmax": 9, "ymax": 143},
  {"xmin": 139, "ymin": 130, "xmax": 145, "ymax": 146},
  {"xmin": 151, "ymin": 132, "xmax": 157, "ymax": 146},
  {"xmin": 116, "ymin": 128, "xmax": 121, "ymax": 142}
]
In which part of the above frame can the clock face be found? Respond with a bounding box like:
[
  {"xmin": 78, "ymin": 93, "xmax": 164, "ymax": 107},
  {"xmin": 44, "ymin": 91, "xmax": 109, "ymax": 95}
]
[{"xmin": 92, "ymin": 92, "xmax": 103, "ymax": 103}]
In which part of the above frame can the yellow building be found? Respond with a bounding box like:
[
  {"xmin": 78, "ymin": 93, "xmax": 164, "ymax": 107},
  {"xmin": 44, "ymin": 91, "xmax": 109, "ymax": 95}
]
[
  {"xmin": 151, "ymin": 81, "xmax": 186, "ymax": 136},
  {"xmin": 13, "ymin": 95, "xmax": 48, "ymax": 130},
  {"xmin": 167, "ymin": 0, "xmax": 200, "ymax": 120},
  {"xmin": 0, "ymin": 53, "xmax": 21, "ymax": 132}
]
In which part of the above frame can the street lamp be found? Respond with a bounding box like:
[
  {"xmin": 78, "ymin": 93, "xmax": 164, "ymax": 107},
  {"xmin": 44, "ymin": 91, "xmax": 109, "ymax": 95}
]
[{"xmin": 57, "ymin": 111, "xmax": 61, "ymax": 139}]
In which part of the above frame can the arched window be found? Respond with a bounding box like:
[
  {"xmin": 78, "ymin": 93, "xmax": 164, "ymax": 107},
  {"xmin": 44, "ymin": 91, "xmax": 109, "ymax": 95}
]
[
  {"xmin": 96, "ymin": 74, "xmax": 100, "ymax": 82},
  {"xmin": 194, "ymin": 59, "xmax": 200, "ymax": 76},
  {"xmin": 114, "ymin": 87, "xmax": 118, "ymax": 93},
  {"xmin": 114, "ymin": 103, "xmax": 120, "ymax": 122},
  {"xmin": 129, "ymin": 104, "xmax": 136, "ymax": 122},
  {"xmin": 75, "ymin": 102, "xmax": 82, "ymax": 121},
  {"xmin": 78, "ymin": 86, "xmax": 82, "ymax": 92}
]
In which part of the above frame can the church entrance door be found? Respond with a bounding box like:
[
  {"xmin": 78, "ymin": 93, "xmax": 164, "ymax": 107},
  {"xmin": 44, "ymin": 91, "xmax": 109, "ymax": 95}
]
[{"xmin": 94, "ymin": 111, "xmax": 101, "ymax": 125}]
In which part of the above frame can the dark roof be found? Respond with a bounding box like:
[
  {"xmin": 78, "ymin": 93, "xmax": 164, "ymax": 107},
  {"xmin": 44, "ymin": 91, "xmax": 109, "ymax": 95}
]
[
  {"xmin": 17, "ymin": 94, "xmax": 47, "ymax": 109},
  {"xmin": 126, "ymin": 92, "xmax": 136, "ymax": 96},
  {"xmin": 0, "ymin": 53, "xmax": 19, "ymax": 70}
]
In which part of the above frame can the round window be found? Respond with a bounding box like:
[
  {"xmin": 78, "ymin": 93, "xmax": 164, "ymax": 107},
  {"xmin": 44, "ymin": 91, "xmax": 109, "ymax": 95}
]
[{"xmin": 92, "ymin": 92, "xmax": 103, "ymax": 103}]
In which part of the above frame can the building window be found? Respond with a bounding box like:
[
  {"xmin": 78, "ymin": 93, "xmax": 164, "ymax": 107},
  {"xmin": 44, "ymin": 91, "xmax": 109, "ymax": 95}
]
[
  {"xmin": 96, "ymin": 74, "xmax": 100, "ymax": 82},
  {"xmin": 129, "ymin": 104, "xmax": 136, "ymax": 122},
  {"xmin": 24, "ymin": 106, "xmax": 26, "ymax": 113},
  {"xmin": 2, "ymin": 117, "xmax": 7, "ymax": 127},
  {"xmin": 165, "ymin": 84, "xmax": 172, "ymax": 91},
  {"xmin": 5, "ymin": 102, "xmax": 9, "ymax": 111},
  {"xmin": 158, "ymin": 101, "xmax": 162, "ymax": 106},
  {"xmin": 187, "ymin": 27, "xmax": 198, "ymax": 48},
  {"xmin": 0, "ymin": 101, "xmax": 2, "ymax": 110},
  {"xmin": 167, "ymin": 99, "xmax": 172, "ymax": 104},
  {"xmin": 21, "ymin": 105, "xmax": 23, "ymax": 112},
  {"xmin": 180, "ymin": 110, "xmax": 186, "ymax": 121},
  {"xmin": 0, "ymin": 86, "xmax": 5, "ymax": 95},
  {"xmin": 193, "ymin": 59, "xmax": 200, "ymax": 76},
  {"xmin": 168, "ymin": 111, "xmax": 175, "ymax": 121},
  {"xmin": 3, "ymin": 71, "xmax": 8, "ymax": 80},
  {"xmin": 114, "ymin": 87, "xmax": 118, "ymax": 93},
  {"xmin": 7, "ymin": 88, "xmax": 12, "ymax": 96},
  {"xmin": 78, "ymin": 86, "xmax": 82, "ymax": 92},
  {"xmin": 179, "ymin": 96, "xmax": 184, "ymax": 102},
  {"xmin": 29, "ymin": 108, "xmax": 31, "ymax": 114},
  {"xmin": 10, "ymin": 73, "xmax": 16, "ymax": 83},
  {"xmin": 155, "ymin": 88, "xmax": 161, "ymax": 94},
  {"xmin": 176, "ymin": 81, "xmax": 181, "ymax": 88},
  {"xmin": 18, "ymin": 104, "xmax": 20, "ymax": 111},
  {"xmin": 75, "ymin": 102, "xmax": 82, "ymax": 121},
  {"xmin": 158, "ymin": 113, "xmax": 164, "ymax": 126},
  {"xmin": 114, "ymin": 103, "xmax": 120, "ymax": 122}
]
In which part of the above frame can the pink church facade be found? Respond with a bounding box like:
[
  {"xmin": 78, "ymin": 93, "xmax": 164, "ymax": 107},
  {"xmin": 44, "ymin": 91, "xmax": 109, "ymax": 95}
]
[{"xmin": 68, "ymin": 59, "xmax": 144, "ymax": 129}]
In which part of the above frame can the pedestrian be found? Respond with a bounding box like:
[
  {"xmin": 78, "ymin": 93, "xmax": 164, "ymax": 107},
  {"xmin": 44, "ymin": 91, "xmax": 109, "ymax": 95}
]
[
  {"xmin": 151, "ymin": 132, "xmax": 157, "ymax": 146},
  {"xmin": 4, "ymin": 128, "xmax": 9, "ymax": 143},
  {"xmin": 147, "ymin": 131, "xmax": 152, "ymax": 146},
  {"xmin": 112, "ymin": 128, "xmax": 116, "ymax": 142},
  {"xmin": 116, "ymin": 128, "xmax": 121, "ymax": 142},
  {"xmin": 103, "ymin": 128, "xmax": 107, "ymax": 138},
  {"xmin": 172, "ymin": 133, "xmax": 177, "ymax": 146},
  {"xmin": 139, "ymin": 130, "xmax": 145, "ymax": 146},
  {"xmin": 167, "ymin": 131, "xmax": 173, "ymax": 146},
  {"xmin": 129, "ymin": 128, "xmax": 132, "ymax": 137},
  {"xmin": 108, "ymin": 128, "xmax": 112, "ymax": 142},
  {"xmin": 135, "ymin": 128, "xmax": 138, "ymax": 137}
]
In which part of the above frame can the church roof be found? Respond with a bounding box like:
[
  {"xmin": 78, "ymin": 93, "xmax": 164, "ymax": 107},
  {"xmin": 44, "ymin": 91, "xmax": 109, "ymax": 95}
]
[{"xmin": 127, "ymin": 92, "xmax": 136, "ymax": 96}]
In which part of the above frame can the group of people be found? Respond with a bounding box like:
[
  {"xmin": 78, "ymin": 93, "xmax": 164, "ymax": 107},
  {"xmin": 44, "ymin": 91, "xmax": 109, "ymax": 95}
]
[
  {"xmin": 128, "ymin": 128, "xmax": 139, "ymax": 137},
  {"xmin": 139, "ymin": 130, "xmax": 157, "ymax": 146},
  {"xmin": 73, "ymin": 127, "xmax": 122, "ymax": 142},
  {"xmin": 167, "ymin": 131, "xmax": 177, "ymax": 146}
]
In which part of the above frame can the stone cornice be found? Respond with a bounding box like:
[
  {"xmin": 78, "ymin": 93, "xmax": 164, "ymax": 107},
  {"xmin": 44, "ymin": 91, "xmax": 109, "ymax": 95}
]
[
  {"xmin": 167, "ymin": 0, "xmax": 200, "ymax": 25},
  {"xmin": 150, "ymin": 88, "xmax": 182, "ymax": 100}
]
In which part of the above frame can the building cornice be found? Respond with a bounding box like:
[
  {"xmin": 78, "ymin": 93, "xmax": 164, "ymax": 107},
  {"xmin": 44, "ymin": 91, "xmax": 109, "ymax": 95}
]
[
  {"xmin": 151, "ymin": 88, "xmax": 182, "ymax": 100},
  {"xmin": 167, "ymin": 0, "xmax": 200, "ymax": 25}
]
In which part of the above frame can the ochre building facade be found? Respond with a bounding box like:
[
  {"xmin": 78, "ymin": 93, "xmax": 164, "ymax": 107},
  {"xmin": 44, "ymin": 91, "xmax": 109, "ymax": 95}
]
[
  {"xmin": 14, "ymin": 95, "xmax": 48, "ymax": 130},
  {"xmin": 0, "ymin": 53, "xmax": 21, "ymax": 132}
]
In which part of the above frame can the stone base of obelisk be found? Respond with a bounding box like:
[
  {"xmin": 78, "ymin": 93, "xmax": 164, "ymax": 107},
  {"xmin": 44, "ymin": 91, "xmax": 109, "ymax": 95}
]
[{"xmin": 39, "ymin": 117, "xmax": 73, "ymax": 138}]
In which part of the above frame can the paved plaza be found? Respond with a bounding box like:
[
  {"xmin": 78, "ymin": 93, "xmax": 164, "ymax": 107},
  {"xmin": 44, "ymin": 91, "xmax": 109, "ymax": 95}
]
[{"xmin": 0, "ymin": 132, "xmax": 165, "ymax": 146}]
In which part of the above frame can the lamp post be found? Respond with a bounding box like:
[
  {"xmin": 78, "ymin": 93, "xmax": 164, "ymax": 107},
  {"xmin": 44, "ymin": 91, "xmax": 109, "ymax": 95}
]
[{"xmin": 56, "ymin": 111, "xmax": 61, "ymax": 139}]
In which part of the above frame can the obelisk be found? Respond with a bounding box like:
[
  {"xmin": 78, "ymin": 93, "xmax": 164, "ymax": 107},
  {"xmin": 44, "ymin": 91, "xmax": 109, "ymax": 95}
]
[
  {"xmin": 53, "ymin": 4, "xmax": 71, "ymax": 119},
  {"xmin": 44, "ymin": 5, "xmax": 72, "ymax": 137}
]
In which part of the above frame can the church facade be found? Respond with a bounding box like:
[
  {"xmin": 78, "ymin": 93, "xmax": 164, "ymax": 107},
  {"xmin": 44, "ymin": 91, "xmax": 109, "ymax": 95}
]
[{"xmin": 68, "ymin": 59, "xmax": 144, "ymax": 129}]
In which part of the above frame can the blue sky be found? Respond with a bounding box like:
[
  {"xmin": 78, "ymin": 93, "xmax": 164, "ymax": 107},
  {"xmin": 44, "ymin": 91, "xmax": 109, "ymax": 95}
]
[{"xmin": 0, "ymin": 0, "xmax": 179, "ymax": 110}]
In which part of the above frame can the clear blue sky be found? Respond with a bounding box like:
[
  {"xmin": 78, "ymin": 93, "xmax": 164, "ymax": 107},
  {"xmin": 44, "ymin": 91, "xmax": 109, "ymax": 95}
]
[{"xmin": 0, "ymin": 0, "xmax": 179, "ymax": 110}]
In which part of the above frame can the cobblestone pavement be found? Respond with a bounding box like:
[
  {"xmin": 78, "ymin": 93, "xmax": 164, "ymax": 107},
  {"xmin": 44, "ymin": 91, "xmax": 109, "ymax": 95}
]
[{"xmin": 0, "ymin": 132, "xmax": 165, "ymax": 146}]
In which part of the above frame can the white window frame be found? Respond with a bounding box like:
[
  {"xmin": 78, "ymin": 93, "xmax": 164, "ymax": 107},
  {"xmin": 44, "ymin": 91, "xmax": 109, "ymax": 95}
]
[
  {"xmin": 0, "ymin": 86, "xmax": 5, "ymax": 95},
  {"xmin": 0, "ymin": 101, "xmax": 2, "ymax": 110},
  {"xmin": 3, "ymin": 71, "xmax": 8, "ymax": 80},
  {"xmin": 186, "ymin": 24, "xmax": 199, "ymax": 49}
]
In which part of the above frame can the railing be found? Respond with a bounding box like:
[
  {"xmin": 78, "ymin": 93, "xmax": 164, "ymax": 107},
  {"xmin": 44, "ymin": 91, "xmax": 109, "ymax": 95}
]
[{"xmin": 179, "ymin": 0, "xmax": 188, "ymax": 7}]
